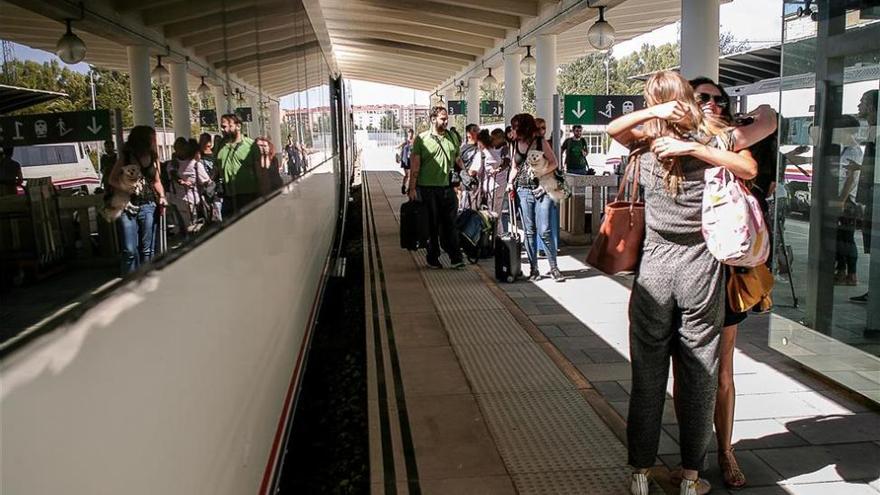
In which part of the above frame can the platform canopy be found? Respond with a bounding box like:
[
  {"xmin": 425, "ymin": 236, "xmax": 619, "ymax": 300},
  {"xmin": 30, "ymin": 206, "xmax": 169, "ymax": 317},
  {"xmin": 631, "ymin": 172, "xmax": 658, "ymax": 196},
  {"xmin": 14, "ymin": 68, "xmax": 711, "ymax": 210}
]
[{"xmin": 0, "ymin": 84, "xmax": 68, "ymax": 114}]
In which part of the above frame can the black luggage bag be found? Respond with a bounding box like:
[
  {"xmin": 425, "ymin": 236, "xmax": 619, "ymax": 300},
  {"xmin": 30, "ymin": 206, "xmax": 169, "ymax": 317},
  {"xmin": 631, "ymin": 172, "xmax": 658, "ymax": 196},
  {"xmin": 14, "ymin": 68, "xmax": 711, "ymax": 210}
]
[
  {"xmin": 400, "ymin": 200, "xmax": 429, "ymax": 250},
  {"xmin": 494, "ymin": 191, "xmax": 522, "ymax": 282}
]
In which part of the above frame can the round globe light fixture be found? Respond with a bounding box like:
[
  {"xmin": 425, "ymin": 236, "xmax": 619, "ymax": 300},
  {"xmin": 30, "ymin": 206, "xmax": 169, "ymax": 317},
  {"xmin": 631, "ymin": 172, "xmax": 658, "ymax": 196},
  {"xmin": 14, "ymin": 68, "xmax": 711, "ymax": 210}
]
[
  {"xmin": 587, "ymin": 6, "xmax": 616, "ymax": 51},
  {"xmin": 455, "ymin": 81, "xmax": 466, "ymax": 100},
  {"xmin": 197, "ymin": 76, "xmax": 211, "ymax": 98},
  {"xmin": 56, "ymin": 19, "xmax": 87, "ymax": 65},
  {"xmin": 520, "ymin": 45, "xmax": 536, "ymax": 76},
  {"xmin": 151, "ymin": 55, "xmax": 170, "ymax": 85},
  {"xmin": 481, "ymin": 67, "xmax": 497, "ymax": 92}
]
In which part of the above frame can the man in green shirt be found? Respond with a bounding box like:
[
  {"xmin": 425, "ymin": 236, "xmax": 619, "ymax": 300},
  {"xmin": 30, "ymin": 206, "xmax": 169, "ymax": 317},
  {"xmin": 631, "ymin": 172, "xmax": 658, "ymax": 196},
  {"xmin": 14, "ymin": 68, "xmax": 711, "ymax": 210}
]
[
  {"xmin": 407, "ymin": 106, "xmax": 465, "ymax": 268},
  {"xmin": 560, "ymin": 125, "xmax": 591, "ymax": 174},
  {"xmin": 216, "ymin": 113, "xmax": 264, "ymax": 217}
]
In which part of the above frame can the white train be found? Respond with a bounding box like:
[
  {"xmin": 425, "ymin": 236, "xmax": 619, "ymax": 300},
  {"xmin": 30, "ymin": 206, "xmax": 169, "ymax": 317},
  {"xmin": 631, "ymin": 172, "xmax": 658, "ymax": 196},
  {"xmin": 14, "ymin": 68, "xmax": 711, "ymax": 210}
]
[{"xmin": 0, "ymin": 78, "xmax": 356, "ymax": 495}]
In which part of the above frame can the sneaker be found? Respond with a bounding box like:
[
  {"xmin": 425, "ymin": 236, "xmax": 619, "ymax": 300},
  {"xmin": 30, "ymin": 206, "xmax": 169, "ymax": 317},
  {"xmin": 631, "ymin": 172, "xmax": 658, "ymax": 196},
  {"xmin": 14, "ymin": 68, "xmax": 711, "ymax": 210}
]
[
  {"xmin": 528, "ymin": 268, "xmax": 541, "ymax": 281},
  {"xmin": 449, "ymin": 260, "xmax": 467, "ymax": 270},
  {"xmin": 680, "ymin": 477, "xmax": 711, "ymax": 495},
  {"xmin": 630, "ymin": 472, "xmax": 649, "ymax": 495},
  {"xmin": 550, "ymin": 268, "xmax": 566, "ymax": 282},
  {"xmin": 851, "ymin": 292, "xmax": 869, "ymax": 304},
  {"xmin": 426, "ymin": 258, "xmax": 443, "ymax": 269}
]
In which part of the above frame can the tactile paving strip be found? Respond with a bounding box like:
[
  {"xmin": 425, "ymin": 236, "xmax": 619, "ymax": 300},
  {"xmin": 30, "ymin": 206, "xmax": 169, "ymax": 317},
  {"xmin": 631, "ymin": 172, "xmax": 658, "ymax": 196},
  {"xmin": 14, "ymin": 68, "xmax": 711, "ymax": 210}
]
[
  {"xmin": 513, "ymin": 467, "xmax": 665, "ymax": 495},
  {"xmin": 369, "ymin": 172, "xmax": 636, "ymax": 494},
  {"xmin": 436, "ymin": 309, "xmax": 532, "ymax": 346},
  {"xmin": 476, "ymin": 390, "xmax": 627, "ymax": 474},
  {"xmin": 456, "ymin": 342, "xmax": 576, "ymax": 393}
]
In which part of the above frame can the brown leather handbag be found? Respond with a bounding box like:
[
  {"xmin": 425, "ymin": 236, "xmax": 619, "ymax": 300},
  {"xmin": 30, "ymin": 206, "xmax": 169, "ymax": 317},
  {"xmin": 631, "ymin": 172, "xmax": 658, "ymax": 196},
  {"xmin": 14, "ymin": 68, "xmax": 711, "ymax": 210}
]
[
  {"xmin": 727, "ymin": 264, "xmax": 775, "ymax": 313},
  {"xmin": 586, "ymin": 152, "xmax": 645, "ymax": 275}
]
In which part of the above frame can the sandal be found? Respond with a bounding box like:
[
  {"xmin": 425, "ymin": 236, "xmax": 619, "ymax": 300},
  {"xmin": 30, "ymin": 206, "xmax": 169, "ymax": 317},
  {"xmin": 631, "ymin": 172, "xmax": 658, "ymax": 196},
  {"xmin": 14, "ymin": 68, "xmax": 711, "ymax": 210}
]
[{"xmin": 719, "ymin": 448, "xmax": 747, "ymax": 489}]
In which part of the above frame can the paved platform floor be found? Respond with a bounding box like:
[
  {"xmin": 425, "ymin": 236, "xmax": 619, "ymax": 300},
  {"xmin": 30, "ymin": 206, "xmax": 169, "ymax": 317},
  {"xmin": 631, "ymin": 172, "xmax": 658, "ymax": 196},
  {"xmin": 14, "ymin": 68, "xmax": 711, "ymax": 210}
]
[{"xmin": 363, "ymin": 163, "xmax": 880, "ymax": 495}]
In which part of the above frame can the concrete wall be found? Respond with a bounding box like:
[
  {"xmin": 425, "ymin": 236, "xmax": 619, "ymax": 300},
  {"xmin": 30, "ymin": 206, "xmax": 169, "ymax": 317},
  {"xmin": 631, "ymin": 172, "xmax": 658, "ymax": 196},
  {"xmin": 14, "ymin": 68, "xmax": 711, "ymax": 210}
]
[{"xmin": 1, "ymin": 160, "xmax": 340, "ymax": 494}]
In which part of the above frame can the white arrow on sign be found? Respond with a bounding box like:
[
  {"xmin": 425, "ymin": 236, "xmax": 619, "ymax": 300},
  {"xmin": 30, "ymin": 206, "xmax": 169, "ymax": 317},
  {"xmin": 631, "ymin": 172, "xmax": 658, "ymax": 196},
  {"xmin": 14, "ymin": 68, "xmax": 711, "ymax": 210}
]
[
  {"xmin": 571, "ymin": 100, "xmax": 586, "ymax": 119},
  {"xmin": 86, "ymin": 116, "xmax": 103, "ymax": 135}
]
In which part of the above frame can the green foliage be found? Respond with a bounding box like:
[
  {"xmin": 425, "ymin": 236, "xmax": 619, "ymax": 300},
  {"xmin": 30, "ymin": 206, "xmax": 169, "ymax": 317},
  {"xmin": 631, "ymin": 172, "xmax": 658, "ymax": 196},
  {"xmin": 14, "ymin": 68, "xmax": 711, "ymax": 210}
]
[{"xmin": 378, "ymin": 111, "xmax": 399, "ymax": 130}]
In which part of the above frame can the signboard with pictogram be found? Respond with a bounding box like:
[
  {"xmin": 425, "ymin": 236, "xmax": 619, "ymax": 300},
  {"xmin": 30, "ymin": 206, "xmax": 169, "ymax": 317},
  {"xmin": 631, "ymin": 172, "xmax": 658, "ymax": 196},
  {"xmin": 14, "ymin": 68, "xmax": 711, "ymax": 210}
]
[
  {"xmin": 235, "ymin": 107, "xmax": 253, "ymax": 123},
  {"xmin": 199, "ymin": 109, "xmax": 217, "ymax": 127},
  {"xmin": 563, "ymin": 95, "xmax": 646, "ymax": 125},
  {"xmin": 0, "ymin": 109, "xmax": 111, "ymax": 146},
  {"xmin": 447, "ymin": 100, "xmax": 466, "ymax": 116},
  {"xmin": 480, "ymin": 100, "xmax": 502, "ymax": 116}
]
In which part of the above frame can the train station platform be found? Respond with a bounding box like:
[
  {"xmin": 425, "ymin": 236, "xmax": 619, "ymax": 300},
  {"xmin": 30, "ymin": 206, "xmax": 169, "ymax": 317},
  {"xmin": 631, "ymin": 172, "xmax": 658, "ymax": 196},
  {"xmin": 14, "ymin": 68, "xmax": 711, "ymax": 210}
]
[{"xmin": 361, "ymin": 168, "xmax": 880, "ymax": 495}]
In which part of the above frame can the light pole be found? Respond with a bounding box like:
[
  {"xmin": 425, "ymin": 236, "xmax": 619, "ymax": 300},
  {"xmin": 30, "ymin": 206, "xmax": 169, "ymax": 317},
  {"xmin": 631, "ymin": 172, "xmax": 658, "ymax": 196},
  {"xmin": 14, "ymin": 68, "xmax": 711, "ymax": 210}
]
[{"xmin": 603, "ymin": 54, "xmax": 610, "ymax": 95}]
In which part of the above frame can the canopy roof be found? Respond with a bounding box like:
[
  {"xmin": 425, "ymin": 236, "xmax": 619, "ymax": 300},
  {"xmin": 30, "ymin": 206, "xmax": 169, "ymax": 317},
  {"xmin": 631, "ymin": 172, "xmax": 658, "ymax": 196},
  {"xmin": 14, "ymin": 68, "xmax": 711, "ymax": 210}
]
[{"xmin": 0, "ymin": 84, "xmax": 68, "ymax": 114}]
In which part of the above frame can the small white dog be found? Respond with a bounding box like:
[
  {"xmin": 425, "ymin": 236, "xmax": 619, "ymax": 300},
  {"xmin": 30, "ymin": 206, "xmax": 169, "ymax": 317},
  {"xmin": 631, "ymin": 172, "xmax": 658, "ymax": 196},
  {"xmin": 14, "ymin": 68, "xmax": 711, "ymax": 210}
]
[
  {"xmin": 525, "ymin": 149, "xmax": 566, "ymax": 202},
  {"xmin": 102, "ymin": 164, "xmax": 144, "ymax": 221}
]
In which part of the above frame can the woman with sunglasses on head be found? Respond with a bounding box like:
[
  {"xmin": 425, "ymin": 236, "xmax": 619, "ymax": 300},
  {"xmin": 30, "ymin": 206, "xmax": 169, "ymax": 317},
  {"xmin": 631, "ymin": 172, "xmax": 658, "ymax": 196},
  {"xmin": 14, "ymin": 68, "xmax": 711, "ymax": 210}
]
[{"xmin": 607, "ymin": 71, "xmax": 760, "ymax": 495}]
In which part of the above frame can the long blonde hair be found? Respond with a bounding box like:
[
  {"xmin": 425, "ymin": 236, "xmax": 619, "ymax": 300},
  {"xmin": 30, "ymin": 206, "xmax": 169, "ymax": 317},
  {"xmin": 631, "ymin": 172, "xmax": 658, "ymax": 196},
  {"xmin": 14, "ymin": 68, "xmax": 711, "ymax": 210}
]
[{"xmin": 638, "ymin": 71, "xmax": 730, "ymax": 193}]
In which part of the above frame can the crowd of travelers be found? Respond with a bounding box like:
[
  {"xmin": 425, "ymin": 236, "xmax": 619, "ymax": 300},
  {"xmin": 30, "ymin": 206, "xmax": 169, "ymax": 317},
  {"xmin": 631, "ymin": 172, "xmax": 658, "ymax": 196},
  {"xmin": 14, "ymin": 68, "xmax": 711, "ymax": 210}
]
[
  {"xmin": 397, "ymin": 69, "xmax": 844, "ymax": 495},
  {"xmin": 101, "ymin": 113, "xmax": 309, "ymax": 275}
]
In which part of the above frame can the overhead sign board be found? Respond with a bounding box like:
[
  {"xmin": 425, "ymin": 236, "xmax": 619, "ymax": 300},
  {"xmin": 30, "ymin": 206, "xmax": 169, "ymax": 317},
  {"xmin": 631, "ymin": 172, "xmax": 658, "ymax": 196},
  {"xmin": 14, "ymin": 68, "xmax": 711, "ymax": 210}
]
[
  {"xmin": 235, "ymin": 107, "xmax": 253, "ymax": 123},
  {"xmin": 480, "ymin": 100, "xmax": 502, "ymax": 117},
  {"xmin": 563, "ymin": 95, "xmax": 646, "ymax": 125},
  {"xmin": 447, "ymin": 100, "xmax": 466, "ymax": 116},
  {"xmin": 0, "ymin": 109, "xmax": 111, "ymax": 146},
  {"xmin": 199, "ymin": 109, "xmax": 217, "ymax": 127}
]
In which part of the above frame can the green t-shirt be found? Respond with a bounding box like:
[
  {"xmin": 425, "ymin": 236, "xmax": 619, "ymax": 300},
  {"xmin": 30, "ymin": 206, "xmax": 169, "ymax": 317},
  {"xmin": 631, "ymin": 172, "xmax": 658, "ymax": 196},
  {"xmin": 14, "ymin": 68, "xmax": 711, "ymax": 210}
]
[
  {"xmin": 562, "ymin": 137, "xmax": 589, "ymax": 171},
  {"xmin": 217, "ymin": 137, "xmax": 260, "ymax": 196},
  {"xmin": 411, "ymin": 130, "xmax": 460, "ymax": 187}
]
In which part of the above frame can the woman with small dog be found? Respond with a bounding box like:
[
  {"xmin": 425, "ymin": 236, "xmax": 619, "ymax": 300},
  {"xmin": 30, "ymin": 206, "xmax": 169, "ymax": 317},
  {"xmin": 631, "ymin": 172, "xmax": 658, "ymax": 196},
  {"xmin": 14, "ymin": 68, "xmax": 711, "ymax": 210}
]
[
  {"xmin": 507, "ymin": 113, "xmax": 565, "ymax": 282},
  {"xmin": 108, "ymin": 125, "xmax": 168, "ymax": 275}
]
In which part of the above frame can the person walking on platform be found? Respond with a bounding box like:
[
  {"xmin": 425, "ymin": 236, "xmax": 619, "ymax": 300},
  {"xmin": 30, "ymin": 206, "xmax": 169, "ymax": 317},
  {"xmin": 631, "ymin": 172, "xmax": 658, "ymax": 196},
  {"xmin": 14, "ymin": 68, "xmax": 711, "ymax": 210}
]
[
  {"xmin": 216, "ymin": 113, "xmax": 265, "ymax": 218},
  {"xmin": 507, "ymin": 113, "xmax": 565, "ymax": 282},
  {"xmin": 407, "ymin": 106, "xmax": 466, "ymax": 269},
  {"xmin": 285, "ymin": 134, "xmax": 302, "ymax": 179},
  {"xmin": 108, "ymin": 126, "xmax": 169, "ymax": 275},
  {"xmin": 399, "ymin": 128, "xmax": 414, "ymax": 195},
  {"xmin": 607, "ymin": 71, "xmax": 759, "ymax": 495},
  {"xmin": 560, "ymin": 125, "xmax": 591, "ymax": 175},
  {"xmin": 534, "ymin": 117, "xmax": 561, "ymax": 259}
]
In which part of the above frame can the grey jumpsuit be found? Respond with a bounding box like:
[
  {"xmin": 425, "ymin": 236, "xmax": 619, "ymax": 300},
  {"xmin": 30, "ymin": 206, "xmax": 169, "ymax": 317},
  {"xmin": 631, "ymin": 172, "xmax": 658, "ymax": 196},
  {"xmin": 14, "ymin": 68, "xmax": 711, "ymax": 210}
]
[{"xmin": 626, "ymin": 146, "xmax": 724, "ymax": 471}]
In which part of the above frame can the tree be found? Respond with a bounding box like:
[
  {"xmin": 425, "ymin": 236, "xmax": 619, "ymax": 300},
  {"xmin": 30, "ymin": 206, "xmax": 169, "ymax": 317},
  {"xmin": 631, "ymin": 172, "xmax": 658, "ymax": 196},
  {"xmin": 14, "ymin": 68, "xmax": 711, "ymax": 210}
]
[{"xmin": 379, "ymin": 112, "xmax": 399, "ymax": 131}]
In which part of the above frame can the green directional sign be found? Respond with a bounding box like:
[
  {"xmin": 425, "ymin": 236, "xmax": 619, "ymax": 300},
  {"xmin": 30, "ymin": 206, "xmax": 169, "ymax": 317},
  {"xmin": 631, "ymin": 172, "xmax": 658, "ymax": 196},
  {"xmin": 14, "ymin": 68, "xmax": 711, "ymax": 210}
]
[
  {"xmin": 563, "ymin": 95, "xmax": 646, "ymax": 125},
  {"xmin": 199, "ymin": 109, "xmax": 217, "ymax": 127},
  {"xmin": 480, "ymin": 100, "xmax": 502, "ymax": 117},
  {"xmin": 0, "ymin": 109, "xmax": 111, "ymax": 146}
]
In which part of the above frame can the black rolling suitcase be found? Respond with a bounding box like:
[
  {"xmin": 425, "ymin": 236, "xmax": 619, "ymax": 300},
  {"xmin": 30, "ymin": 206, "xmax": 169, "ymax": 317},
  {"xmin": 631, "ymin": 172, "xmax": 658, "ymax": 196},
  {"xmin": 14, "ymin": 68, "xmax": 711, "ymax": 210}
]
[
  {"xmin": 494, "ymin": 190, "xmax": 522, "ymax": 282},
  {"xmin": 400, "ymin": 199, "xmax": 428, "ymax": 250}
]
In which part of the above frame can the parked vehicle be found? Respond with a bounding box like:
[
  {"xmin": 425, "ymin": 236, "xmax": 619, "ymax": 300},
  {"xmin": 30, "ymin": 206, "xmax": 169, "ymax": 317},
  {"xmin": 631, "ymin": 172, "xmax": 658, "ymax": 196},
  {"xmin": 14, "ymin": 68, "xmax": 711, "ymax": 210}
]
[{"xmin": 13, "ymin": 143, "xmax": 100, "ymax": 194}]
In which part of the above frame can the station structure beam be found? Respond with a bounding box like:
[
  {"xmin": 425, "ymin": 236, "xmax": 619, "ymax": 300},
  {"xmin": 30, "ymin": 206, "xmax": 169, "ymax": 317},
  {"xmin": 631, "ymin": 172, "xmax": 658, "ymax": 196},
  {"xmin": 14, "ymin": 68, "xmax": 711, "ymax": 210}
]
[
  {"xmin": 127, "ymin": 45, "xmax": 155, "ymax": 127},
  {"xmin": 170, "ymin": 62, "xmax": 192, "ymax": 139},
  {"xmin": 503, "ymin": 51, "xmax": 523, "ymax": 119},
  {"xmin": 680, "ymin": 0, "xmax": 720, "ymax": 80}
]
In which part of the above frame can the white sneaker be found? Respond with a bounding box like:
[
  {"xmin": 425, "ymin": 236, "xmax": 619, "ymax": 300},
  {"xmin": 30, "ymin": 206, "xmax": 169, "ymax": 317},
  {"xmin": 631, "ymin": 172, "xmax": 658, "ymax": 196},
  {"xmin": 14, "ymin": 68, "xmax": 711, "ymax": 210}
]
[
  {"xmin": 630, "ymin": 472, "xmax": 649, "ymax": 495},
  {"xmin": 680, "ymin": 477, "xmax": 711, "ymax": 495}
]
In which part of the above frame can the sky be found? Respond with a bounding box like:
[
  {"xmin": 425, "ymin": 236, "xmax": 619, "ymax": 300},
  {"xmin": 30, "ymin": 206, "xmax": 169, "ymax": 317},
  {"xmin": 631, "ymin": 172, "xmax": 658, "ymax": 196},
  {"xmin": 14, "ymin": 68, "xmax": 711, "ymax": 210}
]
[{"xmin": 5, "ymin": 0, "xmax": 782, "ymax": 108}]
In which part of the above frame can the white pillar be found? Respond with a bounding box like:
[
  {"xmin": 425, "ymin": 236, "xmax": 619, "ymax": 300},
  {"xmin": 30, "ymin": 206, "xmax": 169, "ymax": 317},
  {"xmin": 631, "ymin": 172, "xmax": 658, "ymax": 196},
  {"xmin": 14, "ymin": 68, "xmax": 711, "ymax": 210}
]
[
  {"xmin": 246, "ymin": 95, "xmax": 259, "ymax": 136},
  {"xmin": 127, "ymin": 45, "xmax": 153, "ymax": 126},
  {"xmin": 169, "ymin": 62, "xmax": 191, "ymax": 139},
  {"xmin": 212, "ymin": 85, "xmax": 228, "ymax": 118},
  {"xmin": 269, "ymin": 102, "xmax": 282, "ymax": 149},
  {"xmin": 680, "ymin": 0, "xmax": 720, "ymax": 80},
  {"xmin": 535, "ymin": 34, "xmax": 557, "ymax": 139},
  {"xmin": 467, "ymin": 76, "xmax": 480, "ymax": 126},
  {"xmin": 504, "ymin": 51, "xmax": 523, "ymax": 120}
]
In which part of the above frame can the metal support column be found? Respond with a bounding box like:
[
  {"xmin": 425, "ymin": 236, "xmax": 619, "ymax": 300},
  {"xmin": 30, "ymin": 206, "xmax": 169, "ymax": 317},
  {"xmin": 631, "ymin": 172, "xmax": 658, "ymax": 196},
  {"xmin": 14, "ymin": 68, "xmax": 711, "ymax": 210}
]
[{"xmin": 126, "ymin": 45, "xmax": 153, "ymax": 126}]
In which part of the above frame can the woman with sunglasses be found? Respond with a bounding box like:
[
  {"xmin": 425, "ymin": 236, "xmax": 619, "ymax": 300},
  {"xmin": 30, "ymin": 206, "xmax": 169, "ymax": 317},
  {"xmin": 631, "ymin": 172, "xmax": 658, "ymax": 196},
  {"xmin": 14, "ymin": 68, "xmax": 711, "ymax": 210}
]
[{"xmin": 661, "ymin": 77, "xmax": 777, "ymax": 491}]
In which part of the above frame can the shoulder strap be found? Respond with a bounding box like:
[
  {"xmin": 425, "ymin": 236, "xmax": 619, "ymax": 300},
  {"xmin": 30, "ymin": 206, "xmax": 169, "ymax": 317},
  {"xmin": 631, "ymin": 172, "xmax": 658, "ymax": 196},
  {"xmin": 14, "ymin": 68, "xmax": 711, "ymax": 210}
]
[{"xmin": 617, "ymin": 147, "xmax": 645, "ymax": 203}]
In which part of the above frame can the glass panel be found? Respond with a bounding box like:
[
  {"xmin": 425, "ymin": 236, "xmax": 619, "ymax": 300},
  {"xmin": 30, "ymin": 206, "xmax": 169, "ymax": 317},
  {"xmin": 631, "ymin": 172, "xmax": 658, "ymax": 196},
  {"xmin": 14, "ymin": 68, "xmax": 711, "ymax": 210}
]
[{"xmin": 775, "ymin": 0, "xmax": 880, "ymax": 403}]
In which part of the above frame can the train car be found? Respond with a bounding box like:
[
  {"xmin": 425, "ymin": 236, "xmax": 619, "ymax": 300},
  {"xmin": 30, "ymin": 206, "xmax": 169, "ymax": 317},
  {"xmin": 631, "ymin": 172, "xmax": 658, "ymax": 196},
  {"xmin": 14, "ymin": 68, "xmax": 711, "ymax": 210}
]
[{"xmin": 0, "ymin": 77, "xmax": 356, "ymax": 495}]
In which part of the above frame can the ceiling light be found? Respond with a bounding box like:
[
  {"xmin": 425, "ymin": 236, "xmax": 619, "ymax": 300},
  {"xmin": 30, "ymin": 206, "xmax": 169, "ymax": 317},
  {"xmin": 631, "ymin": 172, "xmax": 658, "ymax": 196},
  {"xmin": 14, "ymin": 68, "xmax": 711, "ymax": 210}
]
[
  {"xmin": 197, "ymin": 77, "xmax": 211, "ymax": 98},
  {"xmin": 56, "ymin": 19, "xmax": 87, "ymax": 65},
  {"xmin": 455, "ymin": 82, "xmax": 466, "ymax": 100},
  {"xmin": 520, "ymin": 46, "xmax": 536, "ymax": 76},
  {"xmin": 151, "ymin": 55, "xmax": 170, "ymax": 85},
  {"xmin": 481, "ymin": 68, "xmax": 497, "ymax": 91},
  {"xmin": 587, "ymin": 6, "xmax": 616, "ymax": 51}
]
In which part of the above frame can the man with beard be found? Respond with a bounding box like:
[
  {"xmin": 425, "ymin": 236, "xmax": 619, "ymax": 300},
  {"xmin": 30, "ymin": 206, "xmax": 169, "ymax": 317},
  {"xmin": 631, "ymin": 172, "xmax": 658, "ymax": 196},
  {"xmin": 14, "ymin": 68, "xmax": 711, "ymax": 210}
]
[
  {"xmin": 408, "ymin": 106, "xmax": 466, "ymax": 269},
  {"xmin": 216, "ymin": 113, "xmax": 264, "ymax": 217}
]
